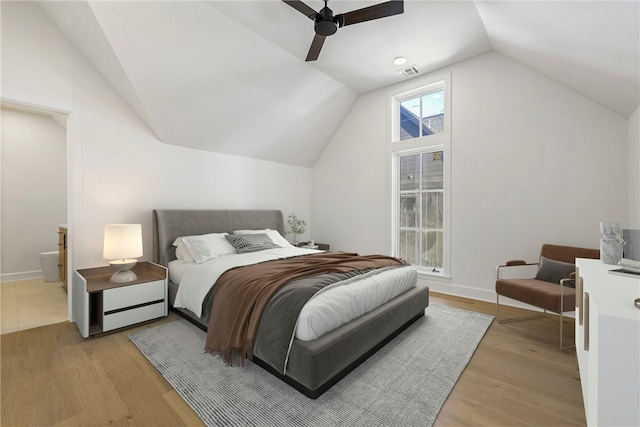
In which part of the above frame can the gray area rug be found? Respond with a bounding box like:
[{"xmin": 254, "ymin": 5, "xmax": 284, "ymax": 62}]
[{"xmin": 129, "ymin": 304, "xmax": 493, "ymax": 427}]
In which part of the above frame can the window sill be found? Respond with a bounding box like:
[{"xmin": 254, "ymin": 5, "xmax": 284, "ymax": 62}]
[{"xmin": 416, "ymin": 268, "xmax": 451, "ymax": 283}]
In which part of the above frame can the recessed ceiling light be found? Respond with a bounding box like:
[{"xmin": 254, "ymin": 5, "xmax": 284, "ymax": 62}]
[{"xmin": 393, "ymin": 56, "xmax": 407, "ymax": 66}]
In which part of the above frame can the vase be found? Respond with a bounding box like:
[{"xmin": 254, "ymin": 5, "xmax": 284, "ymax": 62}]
[
  {"xmin": 600, "ymin": 238, "xmax": 623, "ymax": 264},
  {"xmin": 600, "ymin": 221, "xmax": 623, "ymax": 264}
]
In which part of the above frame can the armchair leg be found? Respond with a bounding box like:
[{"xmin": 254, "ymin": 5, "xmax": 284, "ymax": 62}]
[
  {"xmin": 496, "ymin": 294, "xmax": 547, "ymax": 323},
  {"xmin": 497, "ymin": 295, "xmax": 574, "ymax": 350}
]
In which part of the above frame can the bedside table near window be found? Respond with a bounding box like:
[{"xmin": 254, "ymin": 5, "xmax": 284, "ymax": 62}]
[
  {"xmin": 297, "ymin": 242, "xmax": 330, "ymax": 251},
  {"xmin": 72, "ymin": 261, "xmax": 167, "ymax": 338}
]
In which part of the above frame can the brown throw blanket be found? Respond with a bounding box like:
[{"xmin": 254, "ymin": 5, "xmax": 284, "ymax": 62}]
[{"xmin": 204, "ymin": 252, "xmax": 407, "ymax": 366}]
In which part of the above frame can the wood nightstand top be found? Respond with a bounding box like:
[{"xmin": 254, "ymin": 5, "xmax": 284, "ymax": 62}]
[
  {"xmin": 297, "ymin": 242, "xmax": 330, "ymax": 251},
  {"xmin": 76, "ymin": 261, "xmax": 166, "ymax": 293}
]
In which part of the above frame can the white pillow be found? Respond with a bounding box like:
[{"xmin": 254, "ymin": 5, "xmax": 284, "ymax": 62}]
[
  {"xmin": 175, "ymin": 244, "xmax": 194, "ymax": 263},
  {"xmin": 233, "ymin": 229, "xmax": 293, "ymax": 248},
  {"xmin": 173, "ymin": 233, "xmax": 236, "ymax": 264}
]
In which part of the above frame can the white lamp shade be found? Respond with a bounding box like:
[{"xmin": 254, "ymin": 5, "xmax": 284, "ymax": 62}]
[{"xmin": 103, "ymin": 224, "xmax": 143, "ymax": 260}]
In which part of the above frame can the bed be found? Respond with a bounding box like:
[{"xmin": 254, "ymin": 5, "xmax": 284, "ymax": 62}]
[{"xmin": 153, "ymin": 209, "xmax": 429, "ymax": 398}]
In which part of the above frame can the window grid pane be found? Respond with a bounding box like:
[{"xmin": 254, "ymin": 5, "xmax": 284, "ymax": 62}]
[
  {"xmin": 399, "ymin": 98, "xmax": 421, "ymax": 140},
  {"xmin": 399, "ymin": 154, "xmax": 420, "ymax": 191},
  {"xmin": 420, "ymin": 90, "xmax": 444, "ymax": 136},
  {"xmin": 421, "ymin": 231, "xmax": 443, "ymax": 268},
  {"xmin": 422, "ymin": 151, "xmax": 443, "ymax": 190},
  {"xmin": 400, "ymin": 193, "xmax": 418, "ymax": 227},
  {"xmin": 399, "ymin": 230, "xmax": 419, "ymax": 265},
  {"xmin": 422, "ymin": 191, "xmax": 443, "ymax": 230}
]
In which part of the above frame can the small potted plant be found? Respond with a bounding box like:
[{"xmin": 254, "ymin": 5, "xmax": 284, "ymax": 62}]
[{"xmin": 287, "ymin": 213, "xmax": 306, "ymax": 245}]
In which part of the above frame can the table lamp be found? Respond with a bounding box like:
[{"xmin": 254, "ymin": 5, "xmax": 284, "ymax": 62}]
[{"xmin": 103, "ymin": 224, "xmax": 143, "ymax": 283}]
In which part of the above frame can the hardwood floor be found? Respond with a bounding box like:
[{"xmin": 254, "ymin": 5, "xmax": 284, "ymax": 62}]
[
  {"xmin": 1, "ymin": 279, "xmax": 68, "ymax": 334},
  {"xmin": 432, "ymin": 294, "xmax": 585, "ymax": 427},
  {"xmin": 0, "ymin": 292, "xmax": 586, "ymax": 426}
]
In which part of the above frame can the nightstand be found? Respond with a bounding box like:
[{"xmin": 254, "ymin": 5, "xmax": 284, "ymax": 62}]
[
  {"xmin": 297, "ymin": 242, "xmax": 330, "ymax": 251},
  {"xmin": 72, "ymin": 261, "xmax": 167, "ymax": 338}
]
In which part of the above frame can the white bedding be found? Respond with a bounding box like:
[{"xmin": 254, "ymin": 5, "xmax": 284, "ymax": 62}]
[
  {"xmin": 173, "ymin": 247, "xmax": 321, "ymax": 317},
  {"xmin": 294, "ymin": 265, "xmax": 417, "ymax": 340},
  {"xmin": 170, "ymin": 248, "xmax": 418, "ymax": 341},
  {"xmin": 168, "ymin": 259, "xmax": 191, "ymax": 285}
]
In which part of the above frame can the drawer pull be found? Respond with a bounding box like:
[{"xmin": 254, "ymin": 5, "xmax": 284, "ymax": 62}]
[
  {"xmin": 104, "ymin": 299, "xmax": 164, "ymax": 316},
  {"xmin": 577, "ymin": 274, "xmax": 584, "ymax": 326},
  {"xmin": 584, "ymin": 291, "xmax": 590, "ymax": 351}
]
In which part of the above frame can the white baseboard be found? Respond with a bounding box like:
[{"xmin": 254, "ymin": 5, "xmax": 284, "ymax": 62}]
[
  {"xmin": 1, "ymin": 270, "xmax": 43, "ymax": 283},
  {"xmin": 424, "ymin": 279, "xmax": 496, "ymax": 303},
  {"xmin": 420, "ymin": 277, "xmax": 574, "ymax": 317}
]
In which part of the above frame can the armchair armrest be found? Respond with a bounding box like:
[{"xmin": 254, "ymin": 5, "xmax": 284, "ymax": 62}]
[
  {"xmin": 560, "ymin": 277, "xmax": 576, "ymax": 289},
  {"xmin": 496, "ymin": 261, "xmax": 539, "ymax": 279}
]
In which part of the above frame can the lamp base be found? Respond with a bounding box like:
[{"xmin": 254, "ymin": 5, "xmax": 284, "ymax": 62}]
[{"xmin": 109, "ymin": 259, "xmax": 138, "ymax": 283}]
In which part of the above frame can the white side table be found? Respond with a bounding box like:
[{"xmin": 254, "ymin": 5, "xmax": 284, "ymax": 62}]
[{"xmin": 72, "ymin": 261, "xmax": 168, "ymax": 337}]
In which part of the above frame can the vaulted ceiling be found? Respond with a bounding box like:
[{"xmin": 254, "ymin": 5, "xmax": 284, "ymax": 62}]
[{"xmin": 37, "ymin": 1, "xmax": 639, "ymax": 167}]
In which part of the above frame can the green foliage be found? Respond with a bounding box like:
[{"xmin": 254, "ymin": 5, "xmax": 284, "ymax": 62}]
[{"xmin": 287, "ymin": 213, "xmax": 306, "ymax": 237}]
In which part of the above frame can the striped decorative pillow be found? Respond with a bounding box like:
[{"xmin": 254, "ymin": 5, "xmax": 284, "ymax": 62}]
[{"xmin": 225, "ymin": 233, "xmax": 279, "ymax": 254}]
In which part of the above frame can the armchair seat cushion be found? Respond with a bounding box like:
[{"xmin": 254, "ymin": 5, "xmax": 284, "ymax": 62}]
[{"xmin": 496, "ymin": 278, "xmax": 576, "ymax": 313}]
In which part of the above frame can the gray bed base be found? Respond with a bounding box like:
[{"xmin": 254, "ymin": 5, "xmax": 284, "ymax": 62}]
[{"xmin": 153, "ymin": 209, "xmax": 429, "ymax": 399}]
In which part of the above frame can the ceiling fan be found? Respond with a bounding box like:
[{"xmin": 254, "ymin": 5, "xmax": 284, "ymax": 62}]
[{"xmin": 282, "ymin": 0, "xmax": 404, "ymax": 61}]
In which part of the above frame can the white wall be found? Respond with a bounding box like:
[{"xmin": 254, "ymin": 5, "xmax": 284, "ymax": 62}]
[
  {"xmin": 3, "ymin": 2, "xmax": 635, "ymax": 308},
  {"xmin": 312, "ymin": 87, "xmax": 392, "ymax": 254},
  {"xmin": 313, "ymin": 52, "xmax": 630, "ymax": 302},
  {"xmin": 628, "ymin": 106, "xmax": 640, "ymax": 229},
  {"xmin": 1, "ymin": 107, "xmax": 67, "ymax": 280},
  {"xmin": 1, "ymin": 3, "xmax": 312, "ymax": 286}
]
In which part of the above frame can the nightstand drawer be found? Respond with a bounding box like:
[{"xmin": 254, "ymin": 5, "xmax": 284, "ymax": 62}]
[
  {"xmin": 102, "ymin": 302, "xmax": 165, "ymax": 332},
  {"xmin": 103, "ymin": 279, "xmax": 165, "ymax": 312}
]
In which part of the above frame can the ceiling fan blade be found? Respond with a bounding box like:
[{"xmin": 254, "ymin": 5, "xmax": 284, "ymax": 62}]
[
  {"xmin": 305, "ymin": 34, "xmax": 326, "ymax": 61},
  {"xmin": 339, "ymin": 0, "xmax": 404, "ymax": 27},
  {"xmin": 282, "ymin": 0, "xmax": 317, "ymax": 19}
]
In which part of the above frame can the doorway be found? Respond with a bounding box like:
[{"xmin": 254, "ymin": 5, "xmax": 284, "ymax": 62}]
[{"xmin": 0, "ymin": 104, "xmax": 69, "ymax": 334}]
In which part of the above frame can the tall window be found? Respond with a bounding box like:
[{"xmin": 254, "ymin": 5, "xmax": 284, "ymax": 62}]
[
  {"xmin": 398, "ymin": 150, "xmax": 444, "ymax": 268},
  {"xmin": 391, "ymin": 76, "xmax": 450, "ymax": 276}
]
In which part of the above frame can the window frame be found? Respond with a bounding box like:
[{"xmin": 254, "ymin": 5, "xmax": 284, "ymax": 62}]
[{"xmin": 389, "ymin": 73, "xmax": 451, "ymax": 279}]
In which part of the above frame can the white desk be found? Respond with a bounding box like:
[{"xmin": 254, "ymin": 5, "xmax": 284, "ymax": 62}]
[{"xmin": 575, "ymin": 258, "xmax": 640, "ymax": 427}]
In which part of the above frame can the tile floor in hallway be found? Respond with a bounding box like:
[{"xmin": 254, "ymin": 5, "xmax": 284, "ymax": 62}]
[{"xmin": 0, "ymin": 279, "xmax": 68, "ymax": 334}]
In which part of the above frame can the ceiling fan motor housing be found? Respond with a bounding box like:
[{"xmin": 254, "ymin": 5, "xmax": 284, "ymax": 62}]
[
  {"xmin": 314, "ymin": 6, "xmax": 344, "ymax": 36},
  {"xmin": 315, "ymin": 18, "xmax": 337, "ymax": 36}
]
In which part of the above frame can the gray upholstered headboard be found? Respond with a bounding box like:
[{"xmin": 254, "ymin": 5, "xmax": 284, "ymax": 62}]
[{"xmin": 153, "ymin": 209, "xmax": 286, "ymax": 267}]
